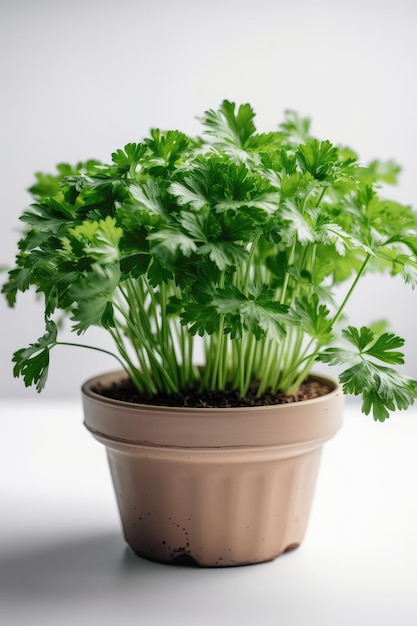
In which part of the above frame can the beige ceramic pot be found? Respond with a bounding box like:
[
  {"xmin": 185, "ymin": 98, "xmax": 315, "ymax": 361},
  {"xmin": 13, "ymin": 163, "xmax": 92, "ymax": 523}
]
[{"xmin": 82, "ymin": 370, "xmax": 343, "ymax": 567}]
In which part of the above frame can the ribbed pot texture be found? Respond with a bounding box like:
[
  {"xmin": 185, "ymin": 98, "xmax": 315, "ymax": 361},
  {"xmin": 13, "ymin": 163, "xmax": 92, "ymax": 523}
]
[{"xmin": 82, "ymin": 371, "xmax": 344, "ymax": 567}]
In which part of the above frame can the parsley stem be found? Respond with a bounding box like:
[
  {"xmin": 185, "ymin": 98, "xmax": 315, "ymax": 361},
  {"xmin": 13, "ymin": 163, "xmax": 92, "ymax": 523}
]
[
  {"xmin": 331, "ymin": 253, "xmax": 372, "ymax": 326},
  {"xmin": 256, "ymin": 339, "xmax": 277, "ymax": 397},
  {"xmin": 244, "ymin": 332, "xmax": 256, "ymax": 392},
  {"xmin": 210, "ymin": 315, "xmax": 225, "ymax": 389},
  {"xmin": 55, "ymin": 341, "xmax": 124, "ymax": 365},
  {"xmin": 281, "ymin": 239, "xmax": 297, "ymax": 304},
  {"xmin": 239, "ymin": 334, "xmax": 246, "ymax": 397},
  {"xmin": 243, "ymin": 229, "xmax": 262, "ymax": 294},
  {"xmin": 315, "ymin": 186, "xmax": 326, "ymax": 207},
  {"xmin": 113, "ymin": 293, "xmax": 178, "ymax": 394},
  {"xmin": 108, "ymin": 325, "xmax": 152, "ymax": 393},
  {"xmin": 283, "ymin": 353, "xmax": 317, "ymax": 395},
  {"xmin": 54, "ymin": 340, "xmax": 139, "ymax": 385}
]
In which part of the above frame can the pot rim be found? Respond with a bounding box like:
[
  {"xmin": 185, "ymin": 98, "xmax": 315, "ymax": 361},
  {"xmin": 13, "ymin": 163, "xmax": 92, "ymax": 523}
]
[
  {"xmin": 82, "ymin": 369, "xmax": 341, "ymax": 414},
  {"xmin": 82, "ymin": 370, "xmax": 344, "ymax": 448}
]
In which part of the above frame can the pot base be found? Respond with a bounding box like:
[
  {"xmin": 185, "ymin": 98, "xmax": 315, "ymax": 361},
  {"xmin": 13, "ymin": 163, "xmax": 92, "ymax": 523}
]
[
  {"xmin": 131, "ymin": 543, "xmax": 300, "ymax": 568},
  {"xmin": 106, "ymin": 444, "xmax": 322, "ymax": 567}
]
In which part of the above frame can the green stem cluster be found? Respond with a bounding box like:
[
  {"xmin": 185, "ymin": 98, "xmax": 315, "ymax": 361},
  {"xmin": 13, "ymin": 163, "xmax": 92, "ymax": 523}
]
[
  {"xmin": 109, "ymin": 277, "xmax": 195, "ymax": 395},
  {"xmin": 195, "ymin": 247, "xmax": 372, "ymax": 400}
]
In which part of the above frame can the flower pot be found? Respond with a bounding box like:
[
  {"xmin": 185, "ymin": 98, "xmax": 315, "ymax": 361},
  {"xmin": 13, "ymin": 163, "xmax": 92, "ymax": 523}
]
[{"xmin": 82, "ymin": 370, "xmax": 343, "ymax": 567}]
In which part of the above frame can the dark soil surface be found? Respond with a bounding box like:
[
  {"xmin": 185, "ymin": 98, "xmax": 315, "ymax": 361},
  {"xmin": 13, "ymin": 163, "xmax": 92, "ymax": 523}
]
[{"xmin": 98, "ymin": 377, "xmax": 333, "ymax": 408}]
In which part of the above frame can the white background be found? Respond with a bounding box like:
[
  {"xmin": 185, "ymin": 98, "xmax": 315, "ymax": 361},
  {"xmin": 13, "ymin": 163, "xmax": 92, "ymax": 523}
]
[
  {"xmin": 1, "ymin": 4, "xmax": 417, "ymax": 622},
  {"xmin": 1, "ymin": 0, "xmax": 417, "ymax": 398}
]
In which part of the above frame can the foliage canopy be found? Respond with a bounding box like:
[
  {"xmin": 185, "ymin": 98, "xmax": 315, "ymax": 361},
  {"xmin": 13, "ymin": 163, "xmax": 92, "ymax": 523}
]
[{"xmin": 3, "ymin": 101, "xmax": 417, "ymax": 420}]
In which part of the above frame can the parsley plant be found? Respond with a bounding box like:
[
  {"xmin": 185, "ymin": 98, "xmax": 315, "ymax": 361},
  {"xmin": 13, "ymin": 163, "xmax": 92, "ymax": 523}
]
[{"xmin": 3, "ymin": 101, "xmax": 417, "ymax": 420}]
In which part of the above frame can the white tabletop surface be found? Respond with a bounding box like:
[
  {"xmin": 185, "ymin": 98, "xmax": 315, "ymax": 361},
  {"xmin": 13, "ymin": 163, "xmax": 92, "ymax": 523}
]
[{"xmin": 1, "ymin": 398, "xmax": 417, "ymax": 626}]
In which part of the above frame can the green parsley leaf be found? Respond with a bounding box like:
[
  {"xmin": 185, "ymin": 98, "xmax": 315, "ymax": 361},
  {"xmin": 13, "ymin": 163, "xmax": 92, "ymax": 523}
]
[
  {"xmin": 366, "ymin": 160, "xmax": 402, "ymax": 185},
  {"xmin": 111, "ymin": 143, "xmax": 147, "ymax": 175},
  {"xmin": 169, "ymin": 180, "xmax": 208, "ymax": 211},
  {"xmin": 201, "ymin": 100, "xmax": 256, "ymax": 150},
  {"xmin": 292, "ymin": 295, "xmax": 333, "ymax": 344},
  {"xmin": 2, "ymin": 264, "xmax": 31, "ymax": 306},
  {"xmin": 296, "ymin": 140, "xmax": 339, "ymax": 182},
  {"xmin": 279, "ymin": 110, "xmax": 311, "ymax": 145},
  {"xmin": 67, "ymin": 216, "xmax": 122, "ymax": 264},
  {"xmin": 318, "ymin": 326, "xmax": 417, "ymax": 421},
  {"xmin": 12, "ymin": 320, "xmax": 57, "ymax": 392},
  {"xmin": 180, "ymin": 302, "xmax": 220, "ymax": 336},
  {"xmin": 212, "ymin": 284, "xmax": 290, "ymax": 341},
  {"xmin": 129, "ymin": 179, "xmax": 167, "ymax": 217},
  {"xmin": 120, "ymin": 254, "xmax": 151, "ymax": 278},
  {"xmin": 145, "ymin": 129, "xmax": 190, "ymax": 169},
  {"xmin": 148, "ymin": 228, "xmax": 197, "ymax": 265},
  {"xmin": 70, "ymin": 265, "xmax": 119, "ymax": 333}
]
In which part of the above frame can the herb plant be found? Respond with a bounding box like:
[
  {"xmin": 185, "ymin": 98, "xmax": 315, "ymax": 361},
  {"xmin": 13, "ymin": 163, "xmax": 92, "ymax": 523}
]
[{"xmin": 3, "ymin": 101, "xmax": 417, "ymax": 421}]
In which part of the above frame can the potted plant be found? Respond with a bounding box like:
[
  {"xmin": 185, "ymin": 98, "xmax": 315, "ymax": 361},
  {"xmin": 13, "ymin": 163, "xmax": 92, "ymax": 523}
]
[{"xmin": 3, "ymin": 101, "xmax": 417, "ymax": 567}]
